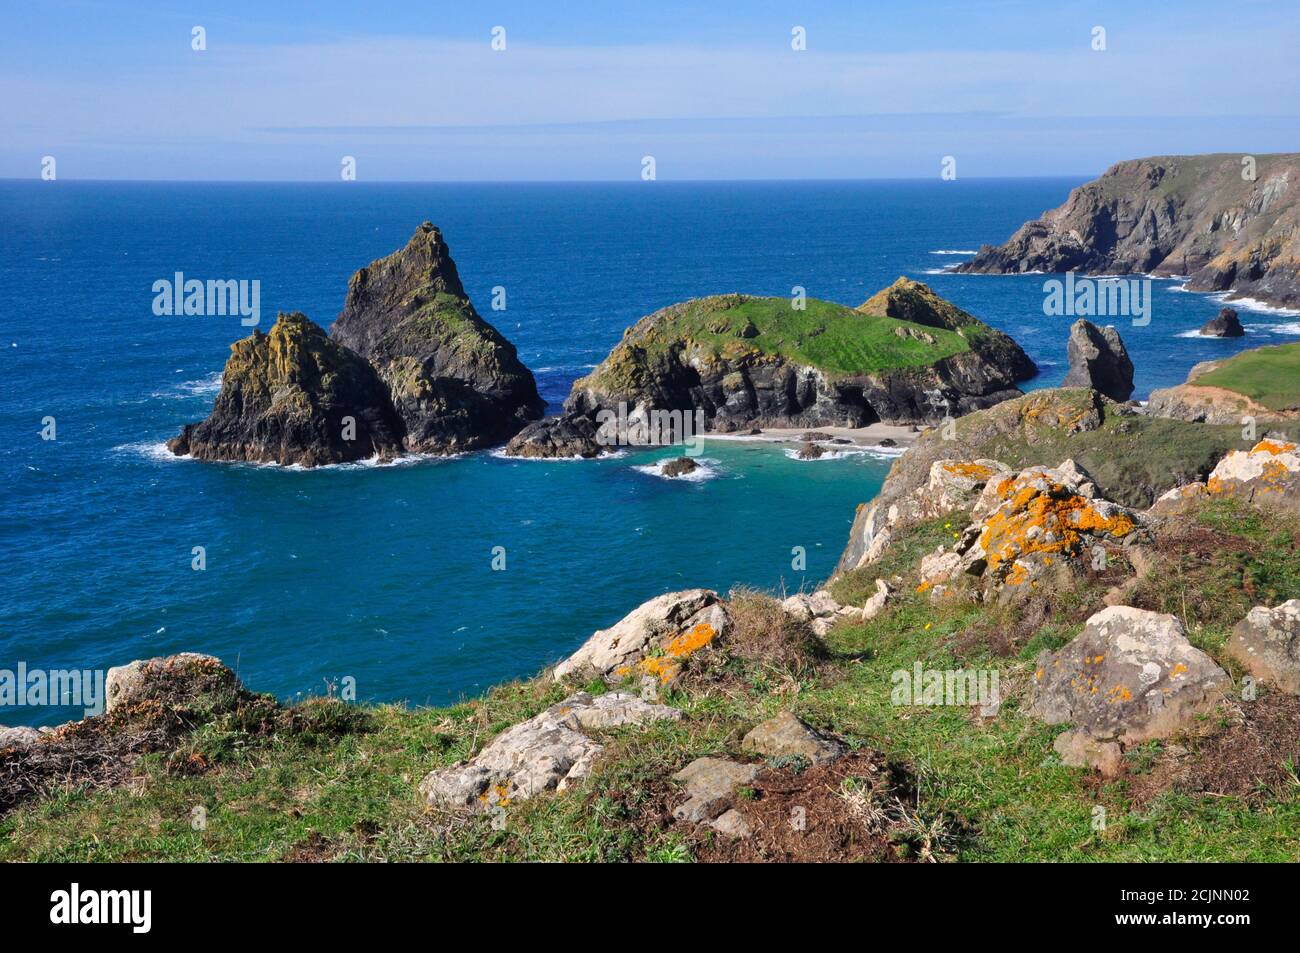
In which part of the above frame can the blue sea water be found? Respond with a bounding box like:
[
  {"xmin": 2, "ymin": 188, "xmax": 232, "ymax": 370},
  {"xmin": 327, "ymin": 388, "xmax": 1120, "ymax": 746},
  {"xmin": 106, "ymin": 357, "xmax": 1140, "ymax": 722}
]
[{"xmin": 3, "ymin": 179, "xmax": 1299, "ymax": 726}]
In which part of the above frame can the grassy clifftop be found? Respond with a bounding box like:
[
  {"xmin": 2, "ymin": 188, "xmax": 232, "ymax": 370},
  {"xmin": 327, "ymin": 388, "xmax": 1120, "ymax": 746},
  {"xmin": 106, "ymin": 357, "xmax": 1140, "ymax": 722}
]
[
  {"xmin": 582, "ymin": 293, "xmax": 972, "ymax": 384},
  {"xmin": 1192, "ymin": 341, "xmax": 1300, "ymax": 413}
]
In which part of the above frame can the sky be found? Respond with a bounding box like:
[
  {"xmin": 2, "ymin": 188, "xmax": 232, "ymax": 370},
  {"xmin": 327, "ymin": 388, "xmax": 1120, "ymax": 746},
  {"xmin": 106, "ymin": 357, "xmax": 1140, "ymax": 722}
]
[{"xmin": 1, "ymin": 0, "xmax": 1296, "ymax": 181}]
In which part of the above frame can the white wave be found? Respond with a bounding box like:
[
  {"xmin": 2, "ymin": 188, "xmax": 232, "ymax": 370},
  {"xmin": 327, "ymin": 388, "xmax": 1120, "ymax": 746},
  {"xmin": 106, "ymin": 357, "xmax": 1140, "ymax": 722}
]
[
  {"xmin": 921, "ymin": 267, "xmax": 959, "ymax": 275},
  {"xmin": 784, "ymin": 443, "xmax": 903, "ymax": 462},
  {"xmin": 1256, "ymin": 321, "xmax": 1300, "ymax": 336},
  {"xmin": 113, "ymin": 440, "xmax": 186, "ymax": 462},
  {"xmin": 114, "ymin": 440, "xmax": 451, "ymax": 470},
  {"xmin": 152, "ymin": 371, "xmax": 223, "ymax": 399},
  {"xmin": 488, "ymin": 447, "xmax": 626, "ymax": 462},
  {"xmin": 929, "ymin": 249, "xmax": 978, "ymax": 256},
  {"xmin": 632, "ymin": 456, "xmax": 720, "ymax": 482},
  {"xmin": 1209, "ymin": 292, "xmax": 1300, "ymax": 317}
]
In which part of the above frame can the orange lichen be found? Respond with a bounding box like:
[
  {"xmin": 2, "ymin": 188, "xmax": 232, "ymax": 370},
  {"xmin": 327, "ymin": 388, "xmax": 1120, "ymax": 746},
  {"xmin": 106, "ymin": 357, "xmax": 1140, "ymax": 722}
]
[
  {"xmin": 623, "ymin": 622, "xmax": 718, "ymax": 684},
  {"xmin": 916, "ymin": 580, "xmax": 933, "ymax": 593},
  {"xmin": 1252, "ymin": 439, "xmax": 1296, "ymax": 456},
  {"xmin": 942, "ymin": 462, "xmax": 995, "ymax": 480}
]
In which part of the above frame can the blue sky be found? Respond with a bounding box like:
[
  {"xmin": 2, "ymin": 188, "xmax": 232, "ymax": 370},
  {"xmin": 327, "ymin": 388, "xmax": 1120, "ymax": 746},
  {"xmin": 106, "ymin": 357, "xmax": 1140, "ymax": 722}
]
[{"xmin": 2, "ymin": 0, "xmax": 1296, "ymax": 180}]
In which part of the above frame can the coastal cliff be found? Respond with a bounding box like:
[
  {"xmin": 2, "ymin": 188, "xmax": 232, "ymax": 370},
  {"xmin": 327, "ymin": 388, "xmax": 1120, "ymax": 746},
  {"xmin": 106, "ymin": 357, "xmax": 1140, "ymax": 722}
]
[{"xmin": 957, "ymin": 153, "xmax": 1300, "ymax": 308}]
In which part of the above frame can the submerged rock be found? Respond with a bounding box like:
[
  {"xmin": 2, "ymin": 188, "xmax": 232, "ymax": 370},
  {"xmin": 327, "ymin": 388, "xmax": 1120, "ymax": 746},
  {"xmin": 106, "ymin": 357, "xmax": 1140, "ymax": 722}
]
[
  {"xmin": 1199, "ymin": 307, "xmax": 1245, "ymax": 338},
  {"xmin": 661, "ymin": 456, "xmax": 699, "ymax": 477},
  {"xmin": 1063, "ymin": 319, "xmax": 1134, "ymax": 402},
  {"xmin": 1029, "ymin": 606, "xmax": 1230, "ymax": 774},
  {"xmin": 330, "ymin": 223, "xmax": 544, "ymax": 453},
  {"xmin": 168, "ymin": 312, "xmax": 405, "ymax": 467},
  {"xmin": 420, "ymin": 691, "xmax": 681, "ymax": 808}
]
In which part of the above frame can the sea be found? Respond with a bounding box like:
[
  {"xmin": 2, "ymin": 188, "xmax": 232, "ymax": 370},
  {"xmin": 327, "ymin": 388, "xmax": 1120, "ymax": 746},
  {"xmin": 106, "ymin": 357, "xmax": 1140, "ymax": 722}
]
[{"xmin": 3, "ymin": 178, "xmax": 1298, "ymax": 726}]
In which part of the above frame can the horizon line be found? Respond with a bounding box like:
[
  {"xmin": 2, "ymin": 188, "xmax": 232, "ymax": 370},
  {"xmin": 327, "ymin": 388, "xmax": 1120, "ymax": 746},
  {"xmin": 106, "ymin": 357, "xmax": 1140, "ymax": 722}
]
[{"xmin": 0, "ymin": 173, "xmax": 1097, "ymax": 186}]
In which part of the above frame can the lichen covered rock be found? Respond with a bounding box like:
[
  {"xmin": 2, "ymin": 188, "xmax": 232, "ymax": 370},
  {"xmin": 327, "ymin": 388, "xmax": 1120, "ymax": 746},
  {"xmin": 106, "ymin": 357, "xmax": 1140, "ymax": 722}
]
[
  {"xmin": 1029, "ymin": 606, "xmax": 1230, "ymax": 774},
  {"xmin": 553, "ymin": 589, "xmax": 729, "ymax": 686},
  {"xmin": 420, "ymin": 691, "xmax": 681, "ymax": 809},
  {"xmin": 741, "ymin": 711, "xmax": 846, "ymax": 765},
  {"xmin": 168, "ymin": 312, "xmax": 405, "ymax": 466},
  {"xmin": 1228, "ymin": 600, "xmax": 1300, "ymax": 694}
]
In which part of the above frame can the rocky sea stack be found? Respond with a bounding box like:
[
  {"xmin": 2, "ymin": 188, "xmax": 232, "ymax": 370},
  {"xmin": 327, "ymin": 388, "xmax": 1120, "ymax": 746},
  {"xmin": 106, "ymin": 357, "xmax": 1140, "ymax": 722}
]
[
  {"xmin": 1199, "ymin": 307, "xmax": 1245, "ymax": 338},
  {"xmin": 331, "ymin": 222, "xmax": 544, "ymax": 453},
  {"xmin": 168, "ymin": 312, "xmax": 405, "ymax": 467},
  {"xmin": 508, "ymin": 279, "xmax": 1036, "ymax": 459},
  {"xmin": 1063, "ymin": 319, "xmax": 1134, "ymax": 401},
  {"xmin": 957, "ymin": 153, "xmax": 1300, "ymax": 308}
]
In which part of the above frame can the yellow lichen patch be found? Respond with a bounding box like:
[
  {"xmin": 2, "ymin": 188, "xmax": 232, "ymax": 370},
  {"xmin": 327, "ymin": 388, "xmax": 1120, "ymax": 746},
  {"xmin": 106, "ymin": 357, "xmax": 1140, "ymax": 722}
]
[
  {"xmin": 1107, "ymin": 685, "xmax": 1133, "ymax": 704},
  {"xmin": 942, "ymin": 462, "xmax": 995, "ymax": 480},
  {"xmin": 1170, "ymin": 663, "xmax": 1188, "ymax": 679},
  {"xmin": 1251, "ymin": 439, "xmax": 1297, "ymax": 456},
  {"xmin": 916, "ymin": 580, "xmax": 933, "ymax": 593},
  {"xmin": 478, "ymin": 784, "xmax": 512, "ymax": 808},
  {"xmin": 626, "ymin": 621, "xmax": 718, "ymax": 684}
]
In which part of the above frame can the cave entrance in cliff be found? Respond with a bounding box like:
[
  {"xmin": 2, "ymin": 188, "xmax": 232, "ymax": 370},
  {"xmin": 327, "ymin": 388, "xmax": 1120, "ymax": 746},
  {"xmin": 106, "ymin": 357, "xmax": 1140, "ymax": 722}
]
[{"xmin": 836, "ymin": 385, "xmax": 879, "ymax": 427}]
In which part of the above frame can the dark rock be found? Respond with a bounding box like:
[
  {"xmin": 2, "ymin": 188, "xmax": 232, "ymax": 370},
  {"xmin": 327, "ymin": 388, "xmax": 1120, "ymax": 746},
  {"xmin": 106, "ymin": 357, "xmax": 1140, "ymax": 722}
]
[
  {"xmin": 331, "ymin": 223, "xmax": 544, "ymax": 453},
  {"xmin": 503, "ymin": 414, "xmax": 607, "ymax": 459},
  {"xmin": 661, "ymin": 456, "xmax": 699, "ymax": 477},
  {"xmin": 799, "ymin": 431, "xmax": 834, "ymax": 442},
  {"xmin": 796, "ymin": 442, "xmax": 825, "ymax": 460},
  {"xmin": 1063, "ymin": 319, "xmax": 1134, "ymax": 401},
  {"xmin": 1199, "ymin": 307, "xmax": 1245, "ymax": 337},
  {"xmin": 877, "ymin": 437, "xmax": 897, "ymax": 447},
  {"xmin": 168, "ymin": 312, "xmax": 405, "ymax": 467}
]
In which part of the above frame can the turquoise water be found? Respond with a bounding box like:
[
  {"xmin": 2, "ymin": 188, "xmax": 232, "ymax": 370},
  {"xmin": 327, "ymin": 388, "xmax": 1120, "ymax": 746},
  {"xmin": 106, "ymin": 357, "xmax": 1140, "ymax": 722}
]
[{"xmin": 3, "ymin": 180, "xmax": 1299, "ymax": 725}]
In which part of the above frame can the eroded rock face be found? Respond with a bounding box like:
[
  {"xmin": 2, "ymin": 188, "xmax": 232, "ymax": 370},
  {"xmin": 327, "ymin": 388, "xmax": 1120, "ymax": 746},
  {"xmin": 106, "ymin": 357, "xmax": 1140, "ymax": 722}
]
[
  {"xmin": 553, "ymin": 589, "xmax": 728, "ymax": 686},
  {"xmin": 923, "ymin": 461, "xmax": 1147, "ymax": 599},
  {"xmin": 1063, "ymin": 320, "xmax": 1134, "ymax": 402},
  {"xmin": 331, "ymin": 223, "xmax": 544, "ymax": 453},
  {"xmin": 1228, "ymin": 600, "xmax": 1300, "ymax": 694},
  {"xmin": 741, "ymin": 711, "xmax": 846, "ymax": 765},
  {"xmin": 503, "ymin": 413, "xmax": 608, "ymax": 459},
  {"xmin": 1200, "ymin": 307, "xmax": 1245, "ymax": 338},
  {"xmin": 957, "ymin": 153, "xmax": 1300, "ymax": 309},
  {"xmin": 420, "ymin": 691, "xmax": 681, "ymax": 808},
  {"xmin": 1029, "ymin": 606, "xmax": 1230, "ymax": 774},
  {"xmin": 168, "ymin": 312, "xmax": 405, "ymax": 467}
]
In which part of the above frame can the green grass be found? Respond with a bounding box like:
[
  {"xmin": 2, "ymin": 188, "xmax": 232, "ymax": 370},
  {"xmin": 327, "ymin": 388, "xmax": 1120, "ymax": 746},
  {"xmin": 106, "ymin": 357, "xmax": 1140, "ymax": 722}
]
[
  {"xmin": 1193, "ymin": 341, "xmax": 1300, "ymax": 412},
  {"xmin": 5, "ymin": 501, "xmax": 1300, "ymax": 863},
  {"xmin": 605, "ymin": 295, "xmax": 972, "ymax": 380}
]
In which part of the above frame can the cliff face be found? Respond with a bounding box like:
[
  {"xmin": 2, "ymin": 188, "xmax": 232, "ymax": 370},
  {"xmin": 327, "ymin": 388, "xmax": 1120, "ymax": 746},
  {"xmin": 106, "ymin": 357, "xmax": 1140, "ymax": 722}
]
[
  {"xmin": 168, "ymin": 312, "xmax": 405, "ymax": 467},
  {"xmin": 563, "ymin": 280, "xmax": 1034, "ymax": 437},
  {"xmin": 957, "ymin": 154, "xmax": 1300, "ymax": 307},
  {"xmin": 330, "ymin": 223, "xmax": 544, "ymax": 453}
]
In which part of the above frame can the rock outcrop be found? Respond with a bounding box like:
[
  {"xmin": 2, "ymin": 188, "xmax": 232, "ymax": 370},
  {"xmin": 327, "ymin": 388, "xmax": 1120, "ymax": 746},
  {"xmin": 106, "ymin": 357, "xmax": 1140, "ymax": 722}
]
[
  {"xmin": 918, "ymin": 461, "xmax": 1148, "ymax": 600},
  {"xmin": 1227, "ymin": 600, "xmax": 1300, "ymax": 695},
  {"xmin": 105, "ymin": 652, "xmax": 243, "ymax": 713},
  {"xmin": 836, "ymin": 388, "xmax": 1244, "ymax": 577},
  {"xmin": 503, "ymin": 413, "xmax": 608, "ymax": 459},
  {"xmin": 558, "ymin": 281, "xmax": 1033, "ymax": 452},
  {"xmin": 1199, "ymin": 307, "xmax": 1245, "ymax": 338},
  {"xmin": 957, "ymin": 153, "xmax": 1300, "ymax": 309},
  {"xmin": 1029, "ymin": 606, "xmax": 1230, "ymax": 774},
  {"xmin": 741, "ymin": 711, "xmax": 846, "ymax": 765},
  {"xmin": 553, "ymin": 589, "xmax": 729, "ymax": 687},
  {"xmin": 1062, "ymin": 320, "xmax": 1134, "ymax": 402},
  {"xmin": 1150, "ymin": 439, "xmax": 1300, "ymax": 517},
  {"xmin": 420, "ymin": 691, "xmax": 681, "ymax": 808},
  {"xmin": 330, "ymin": 223, "xmax": 544, "ymax": 453},
  {"xmin": 168, "ymin": 312, "xmax": 405, "ymax": 467},
  {"xmin": 780, "ymin": 589, "xmax": 859, "ymax": 636},
  {"xmin": 672, "ymin": 756, "xmax": 761, "ymax": 823}
]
